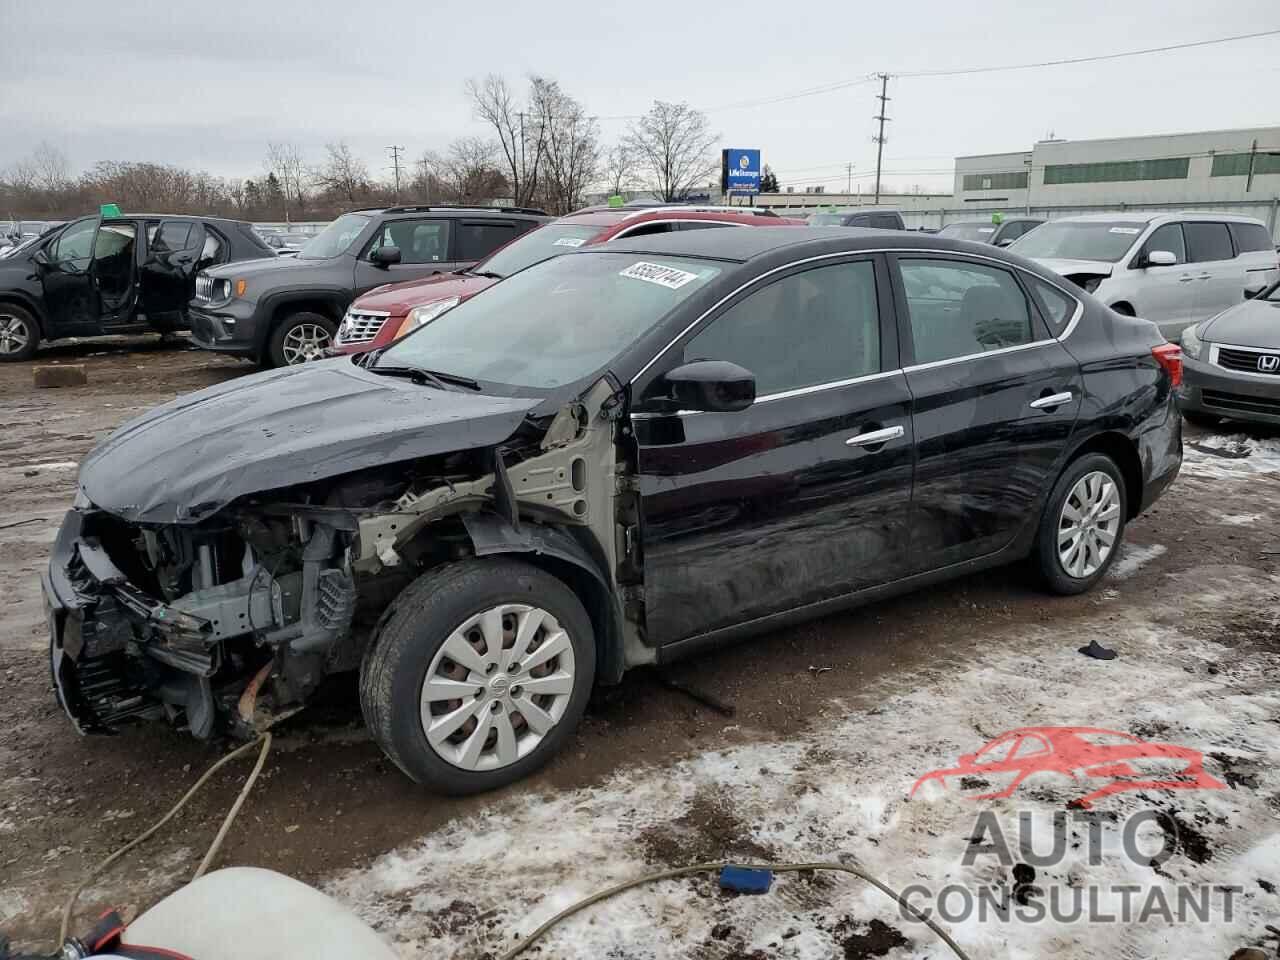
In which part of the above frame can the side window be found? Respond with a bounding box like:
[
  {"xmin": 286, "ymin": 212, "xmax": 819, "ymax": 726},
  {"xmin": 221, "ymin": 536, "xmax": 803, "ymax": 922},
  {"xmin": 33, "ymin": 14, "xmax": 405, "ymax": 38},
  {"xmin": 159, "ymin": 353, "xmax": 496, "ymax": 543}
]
[
  {"xmin": 198, "ymin": 229, "xmax": 227, "ymax": 269},
  {"xmin": 51, "ymin": 219, "xmax": 98, "ymax": 262},
  {"xmin": 150, "ymin": 221, "xmax": 193, "ymax": 254},
  {"xmin": 456, "ymin": 221, "xmax": 518, "ymax": 261},
  {"xmin": 685, "ymin": 260, "xmax": 881, "ymax": 396},
  {"xmin": 870, "ymin": 214, "xmax": 900, "ymax": 230},
  {"xmin": 1228, "ymin": 222, "xmax": 1274, "ymax": 254},
  {"xmin": 617, "ymin": 222, "xmax": 675, "ymax": 238},
  {"xmin": 368, "ymin": 219, "xmax": 452, "ymax": 264},
  {"xmin": 1183, "ymin": 222, "xmax": 1234, "ymax": 263},
  {"xmin": 898, "ymin": 258, "xmax": 1034, "ymax": 364},
  {"xmin": 678, "ymin": 221, "xmax": 735, "ymax": 231},
  {"xmin": 847, "ymin": 215, "xmax": 874, "ymax": 227},
  {"xmin": 1027, "ymin": 277, "xmax": 1076, "ymax": 333},
  {"xmin": 1142, "ymin": 223, "xmax": 1186, "ymax": 264}
]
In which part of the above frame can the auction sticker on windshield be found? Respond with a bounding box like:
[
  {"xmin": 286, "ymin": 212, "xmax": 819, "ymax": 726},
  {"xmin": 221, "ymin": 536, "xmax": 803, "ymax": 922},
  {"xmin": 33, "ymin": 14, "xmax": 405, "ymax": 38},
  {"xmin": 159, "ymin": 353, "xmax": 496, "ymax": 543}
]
[
  {"xmin": 619, "ymin": 261, "xmax": 701, "ymax": 289},
  {"xmin": 553, "ymin": 237, "xmax": 586, "ymax": 247},
  {"xmin": 1109, "ymin": 227, "xmax": 1141, "ymax": 235}
]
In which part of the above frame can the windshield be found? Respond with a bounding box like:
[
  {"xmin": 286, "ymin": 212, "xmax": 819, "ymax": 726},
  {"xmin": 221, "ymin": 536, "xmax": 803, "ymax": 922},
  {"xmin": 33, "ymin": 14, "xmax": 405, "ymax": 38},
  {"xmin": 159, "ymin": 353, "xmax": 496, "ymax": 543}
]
[
  {"xmin": 378, "ymin": 252, "xmax": 722, "ymax": 389},
  {"xmin": 296, "ymin": 213, "xmax": 371, "ymax": 260},
  {"xmin": 1010, "ymin": 220, "xmax": 1147, "ymax": 262},
  {"xmin": 0, "ymin": 229, "xmax": 54, "ymax": 260},
  {"xmin": 808, "ymin": 213, "xmax": 848, "ymax": 226},
  {"xmin": 939, "ymin": 223, "xmax": 998, "ymax": 242},
  {"xmin": 475, "ymin": 222, "xmax": 609, "ymax": 278}
]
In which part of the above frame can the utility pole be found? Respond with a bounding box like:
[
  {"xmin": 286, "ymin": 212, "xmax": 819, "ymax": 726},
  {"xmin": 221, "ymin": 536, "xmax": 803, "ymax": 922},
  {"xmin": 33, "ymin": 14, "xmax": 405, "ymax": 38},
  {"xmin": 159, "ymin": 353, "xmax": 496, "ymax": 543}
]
[
  {"xmin": 872, "ymin": 73, "xmax": 890, "ymax": 205},
  {"xmin": 517, "ymin": 111, "xmax": 526, "ymax": 206},
  {"xmin": 846, "ymin": 162, "xmax": 854, "ymax": 196},
  {"xmin": 1246, "ymin": 139, "xmax": 1258, "ymax": 193},
  {"xmin": 386, "ymin": 145, "xmax": 405, "ymax": 203}
]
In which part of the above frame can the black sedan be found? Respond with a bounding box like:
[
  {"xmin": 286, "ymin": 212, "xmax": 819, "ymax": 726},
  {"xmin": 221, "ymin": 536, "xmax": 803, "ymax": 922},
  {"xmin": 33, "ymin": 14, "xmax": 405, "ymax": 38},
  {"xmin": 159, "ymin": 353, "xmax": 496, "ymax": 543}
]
[
  {"xmin": 1178, "ymin": 280, "xmax": 1280, "ymax": 426},
  {"xmin": 45, "ymin": 227, "xmax": 1182, "ymax": 793}
]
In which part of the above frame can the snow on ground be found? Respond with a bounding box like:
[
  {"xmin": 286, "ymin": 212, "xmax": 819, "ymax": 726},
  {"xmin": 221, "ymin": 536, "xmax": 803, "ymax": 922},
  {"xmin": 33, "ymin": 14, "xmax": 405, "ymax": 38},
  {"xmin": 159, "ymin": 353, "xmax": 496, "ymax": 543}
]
[
  {"xmin": 1181, "ymin": 431, "xmax": 1280, "ymax": 481},
  {"xmin": 1106, "ymin": 542, "xmax": 1167, "ymax": 580},
  {"xmin": 327, "ymin": 565, "xmax": 1280, "ymax": 960}
]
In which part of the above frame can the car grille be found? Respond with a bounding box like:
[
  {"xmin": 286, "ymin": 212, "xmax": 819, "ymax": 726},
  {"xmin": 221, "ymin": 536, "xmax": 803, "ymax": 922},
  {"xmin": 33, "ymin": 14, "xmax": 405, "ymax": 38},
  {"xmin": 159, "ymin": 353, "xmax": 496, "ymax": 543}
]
[
  {"xmin": 1216, "ymin": 347, "xmax": 1280, "ymax": 376},
  {"xmin": 194, "ymin": 274, "xmax": 215, "ymax": 303},
  {"xmin": 336, "ymin": 310, "xmax": 391, "ymax": 344},
  {"xmin": 1201, "ymin": 390, "xmax": 1280, "ymax": 417}
]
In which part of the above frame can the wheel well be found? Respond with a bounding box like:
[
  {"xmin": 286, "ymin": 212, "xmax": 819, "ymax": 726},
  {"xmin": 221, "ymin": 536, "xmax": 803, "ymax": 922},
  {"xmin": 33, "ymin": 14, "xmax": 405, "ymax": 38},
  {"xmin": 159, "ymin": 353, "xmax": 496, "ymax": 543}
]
[
  {"xmin": 271, "ymin": 299, "xmax": 343, "ymax": 330},
  {"xmin": 1110, "ymin": 301, "xmax": 1135, "ymax": 316},
  {"xmin": 0, "ymin": 296, "xmax": 44, "ymax": 335},
  {"xmin": 1069, "ymin": 432, "xmax": 1144, "ymax": 519}
]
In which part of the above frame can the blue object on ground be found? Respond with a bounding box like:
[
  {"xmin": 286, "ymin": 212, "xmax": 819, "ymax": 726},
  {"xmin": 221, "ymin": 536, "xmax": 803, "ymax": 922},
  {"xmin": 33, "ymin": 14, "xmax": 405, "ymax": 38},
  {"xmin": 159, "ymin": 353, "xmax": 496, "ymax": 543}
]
[{"xmin": 718, "ymin": 866, "xmax": 774, "ymax": 894}]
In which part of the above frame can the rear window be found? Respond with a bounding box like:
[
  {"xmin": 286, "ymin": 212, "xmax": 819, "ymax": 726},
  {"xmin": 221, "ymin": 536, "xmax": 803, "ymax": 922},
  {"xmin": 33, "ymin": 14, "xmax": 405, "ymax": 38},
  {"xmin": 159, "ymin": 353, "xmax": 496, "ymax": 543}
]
[{"xmin": 1228, "ymin": 221, "xmax": 1274, "ymax": 254}]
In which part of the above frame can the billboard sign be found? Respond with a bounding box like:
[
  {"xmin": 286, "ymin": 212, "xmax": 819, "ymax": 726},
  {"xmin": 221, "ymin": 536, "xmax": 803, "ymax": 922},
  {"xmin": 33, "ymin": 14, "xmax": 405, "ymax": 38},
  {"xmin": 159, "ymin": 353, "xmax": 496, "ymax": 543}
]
[{"xmin": 722, "ymin": 148, "xmax": 761, "ymax": 195}]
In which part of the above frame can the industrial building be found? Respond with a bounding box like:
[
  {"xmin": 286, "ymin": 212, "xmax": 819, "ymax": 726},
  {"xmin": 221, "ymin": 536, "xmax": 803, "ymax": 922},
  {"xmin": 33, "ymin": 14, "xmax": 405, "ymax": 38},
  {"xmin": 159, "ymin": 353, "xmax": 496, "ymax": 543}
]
[{"xmin": 758, "ymin": 125, "xmax": 1280, "ymax": 237}]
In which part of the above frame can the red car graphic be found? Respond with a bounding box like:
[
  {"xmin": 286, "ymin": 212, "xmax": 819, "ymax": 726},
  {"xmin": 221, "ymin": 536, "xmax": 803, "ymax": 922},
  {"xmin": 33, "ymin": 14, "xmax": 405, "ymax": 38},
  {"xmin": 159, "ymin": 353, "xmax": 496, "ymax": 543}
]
[{"xmin": 911, "ymin": 726, "xmax": 1226, "ymax": 809}]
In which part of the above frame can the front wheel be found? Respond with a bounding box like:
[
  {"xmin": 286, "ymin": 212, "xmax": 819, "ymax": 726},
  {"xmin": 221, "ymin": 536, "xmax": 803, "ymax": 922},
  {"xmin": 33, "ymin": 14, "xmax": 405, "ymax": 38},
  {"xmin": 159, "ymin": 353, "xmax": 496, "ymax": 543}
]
[
  {"xmin": 360, "ymin": 559, "xmax": 596, "ymax": 794},
  {"xmin": 267, "ymin": 311, "xmax": 336, "ymax": 367},
  {"xmin": 1035, "ymin": 453, "xmax": 1128, "ymax": 595},
  {"xmin": 0, "ymin": 304, "xmax": 40, "ymax": 362}
]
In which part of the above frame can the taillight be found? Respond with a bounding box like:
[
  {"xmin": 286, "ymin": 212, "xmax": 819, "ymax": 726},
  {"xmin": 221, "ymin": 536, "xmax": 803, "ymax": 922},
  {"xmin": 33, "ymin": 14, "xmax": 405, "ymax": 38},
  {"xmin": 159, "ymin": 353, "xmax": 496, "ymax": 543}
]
[{"xmin": 1152, "ymin": 343, "xmax": 1183, "ymax": 387}]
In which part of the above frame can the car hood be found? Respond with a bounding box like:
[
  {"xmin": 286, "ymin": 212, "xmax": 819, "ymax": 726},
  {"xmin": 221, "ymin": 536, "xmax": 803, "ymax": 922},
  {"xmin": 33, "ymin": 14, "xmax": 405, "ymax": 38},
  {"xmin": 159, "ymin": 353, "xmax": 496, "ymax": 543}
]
[
  {"xmin": 78, "ymin": 358, "xmax": 541, "ymax": 524},
  {"xmin": 202, "ymin": 255, "xmax": 322, "ymax": 281},
  {"xmin": 353, "ymin": 273, "xmax": 498, "ymax": 314},
  {"xmin": 1201, "ymin": 297, "xmax": 1280, "ymax": 349},
  {"xmin": 1028, "ymin": 258, "xmax": 1115, "ymax": 279}
]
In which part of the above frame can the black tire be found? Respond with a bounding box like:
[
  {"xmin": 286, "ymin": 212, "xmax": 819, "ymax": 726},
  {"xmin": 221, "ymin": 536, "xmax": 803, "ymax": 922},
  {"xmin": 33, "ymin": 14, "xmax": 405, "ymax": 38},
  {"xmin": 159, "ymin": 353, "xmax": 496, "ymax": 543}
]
[
  {"xmin": 266, "ymin": 311, "xmax": 336, "ymax": 367},
  {"xmin": 1035, "ymin": 453, "xmax": 1128, "ymax": 596},
  {"xmin": 1182, "ymin": 410, "xmax": 1221, "ymax": 429},
  {"xmin": 360, "ymin": 558, "xmax": 596, "ymax": 794},
  {"xmin": 0, "ymin": 303, "xmax": 40, "ymax": 362}
]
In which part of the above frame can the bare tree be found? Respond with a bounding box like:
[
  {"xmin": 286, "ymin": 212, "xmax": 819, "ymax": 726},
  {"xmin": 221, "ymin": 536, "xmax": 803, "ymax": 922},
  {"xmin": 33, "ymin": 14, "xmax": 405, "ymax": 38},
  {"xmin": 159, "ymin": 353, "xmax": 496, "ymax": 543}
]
[
  {"xmin": 602, "ymin": 144, "xmax": 629, "ymax": 197},
  {"xmin": 265, "ymin": 142, "xmax": 307, "ymax": 222},
  {"xmin": 530, "ymin": 77, "xmax": 599, "ymax": 214},
  {"xmin": 30, "ymin": 142, "xmax": 71, "ymax": 193},
  {"xmin": 419, "ymin": 138, "xmax": 508, "ymax": 204},
  {"xmin": 624, "ymin": 102, "xmax": 718, "ymax": 202},
  {"xmin": 313, "ymin": 141, "xmax": 370, "ymax": 204},
  {"xmin": 466, "ymin": 74, "xmax": 544, "ymax": 208}
]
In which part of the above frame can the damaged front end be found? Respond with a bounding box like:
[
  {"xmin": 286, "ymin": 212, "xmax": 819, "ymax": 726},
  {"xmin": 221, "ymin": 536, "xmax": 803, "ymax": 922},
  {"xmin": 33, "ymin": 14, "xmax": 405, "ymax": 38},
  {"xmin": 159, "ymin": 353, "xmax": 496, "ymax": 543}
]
[{"xmin": 44, "ymin": 491, "xmax": 359, "ymax": 738}]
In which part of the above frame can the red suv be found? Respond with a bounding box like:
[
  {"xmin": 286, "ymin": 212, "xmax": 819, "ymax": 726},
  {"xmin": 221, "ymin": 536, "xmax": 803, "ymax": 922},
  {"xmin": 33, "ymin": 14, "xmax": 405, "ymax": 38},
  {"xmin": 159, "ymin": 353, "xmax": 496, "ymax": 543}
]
[{"xmin": 332, "ymin": 205, "xmax": 803, "ymax": 354}]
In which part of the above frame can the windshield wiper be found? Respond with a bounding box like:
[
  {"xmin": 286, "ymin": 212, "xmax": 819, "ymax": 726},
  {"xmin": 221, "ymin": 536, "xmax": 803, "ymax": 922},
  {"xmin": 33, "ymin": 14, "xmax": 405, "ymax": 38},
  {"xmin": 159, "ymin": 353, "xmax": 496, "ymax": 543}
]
[
  {"xmin": 419, "ymin": 368, "xmax": 482, "ymax": 390},
  {"xmin": 469, "ymin": 270, "xmax": 504, "ymax": 280},
  {"xmin": 368, "ymin": 365, "xmax": 455, "ymax": 391}
]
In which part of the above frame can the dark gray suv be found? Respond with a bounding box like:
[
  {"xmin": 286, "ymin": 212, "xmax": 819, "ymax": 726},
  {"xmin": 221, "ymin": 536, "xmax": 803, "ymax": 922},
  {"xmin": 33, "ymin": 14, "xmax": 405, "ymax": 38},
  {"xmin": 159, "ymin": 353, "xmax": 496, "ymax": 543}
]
[{"xmin": 189, "ymin": 205, "xmax": 548, "ymax": 366}]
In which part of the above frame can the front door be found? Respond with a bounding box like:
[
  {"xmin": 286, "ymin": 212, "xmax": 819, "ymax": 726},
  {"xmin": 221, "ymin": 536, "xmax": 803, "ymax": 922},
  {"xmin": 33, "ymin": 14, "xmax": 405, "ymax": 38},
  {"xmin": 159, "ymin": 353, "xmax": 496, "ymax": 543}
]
[
  {"xmin": 633, "ymin": 255, "xmax": 914, "ymax": 646},
  {"xmin": 140, "ymin": 219, "xmax": 204, "ymax": 326},
  {"xmin": 352, "ymin": 218, "xmax": 458, "ymax": 294},
  {"xmin": 1129, "ymin": 222, "xmax": 1195, "ymax": 339},
  {"xmin": 890, "ymin": 254, "xmax": 1082, "ymax": 570},
  {"xmin": 40, "ymin": 216, "xmax": 102, "ymax": 334}
]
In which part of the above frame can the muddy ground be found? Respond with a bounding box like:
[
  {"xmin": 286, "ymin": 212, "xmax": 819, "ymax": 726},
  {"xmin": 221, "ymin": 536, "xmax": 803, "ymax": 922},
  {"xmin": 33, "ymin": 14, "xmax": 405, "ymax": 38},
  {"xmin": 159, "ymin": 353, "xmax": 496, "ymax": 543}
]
[{"xmin": 1, "ymin": 336, "xmax": 1278, "ymax": 956}]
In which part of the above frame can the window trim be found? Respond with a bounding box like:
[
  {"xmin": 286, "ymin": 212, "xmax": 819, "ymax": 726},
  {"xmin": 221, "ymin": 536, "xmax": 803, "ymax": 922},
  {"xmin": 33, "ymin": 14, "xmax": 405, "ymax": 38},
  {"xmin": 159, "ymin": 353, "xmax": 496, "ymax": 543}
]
[{"xmin": 631, "ymin": 247, "xmax": 1083, "ymax": 388}]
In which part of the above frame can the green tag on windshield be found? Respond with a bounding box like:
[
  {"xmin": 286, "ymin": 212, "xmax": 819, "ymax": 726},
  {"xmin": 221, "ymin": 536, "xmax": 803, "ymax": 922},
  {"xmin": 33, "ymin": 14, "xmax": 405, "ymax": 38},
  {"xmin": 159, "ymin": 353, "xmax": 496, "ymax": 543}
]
[
  {"xmin": 100, "ymin": 203, "xmax": 122, "ymax": 218},
  {"xmin": 607, "ymin": 195, "xmax": 624, "ymax": 208},
  {"xmin": 991, "ymin": 211, "xmax": 1004, "ymax": 224}
]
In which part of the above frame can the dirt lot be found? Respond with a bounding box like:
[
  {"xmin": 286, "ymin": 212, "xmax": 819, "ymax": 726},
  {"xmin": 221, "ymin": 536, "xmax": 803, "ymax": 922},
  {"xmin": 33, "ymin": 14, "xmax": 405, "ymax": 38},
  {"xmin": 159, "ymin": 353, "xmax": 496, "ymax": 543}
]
[{"xmin": 2, "ymin": 337, "xmax": 1278, "ymax": 957}]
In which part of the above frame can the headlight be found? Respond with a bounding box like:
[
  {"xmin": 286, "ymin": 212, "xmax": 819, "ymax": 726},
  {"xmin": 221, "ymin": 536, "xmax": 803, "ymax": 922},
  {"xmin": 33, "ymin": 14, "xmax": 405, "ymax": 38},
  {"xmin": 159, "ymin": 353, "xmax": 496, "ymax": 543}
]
[
  {"xmin": 405, "ymin": 297, "xmax": 460, "ymax": 329},
  {"xmin": 1180, "ymin": 324, "xmax": 1205, "ymax": 361}
]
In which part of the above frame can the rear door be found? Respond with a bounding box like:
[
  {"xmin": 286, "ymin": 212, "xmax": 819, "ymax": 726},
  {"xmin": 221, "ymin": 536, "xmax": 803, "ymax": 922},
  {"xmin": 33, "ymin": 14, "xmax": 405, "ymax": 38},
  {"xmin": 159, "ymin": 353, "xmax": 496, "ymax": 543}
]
[
  {"xmin": 1228, "ymin": 221, "xmax": 1280, "ymax": 293},
  {"xmin": 455, "ymin": 219, "xmax": 525, "ymax": 269},
  {"xmin": 1130, "ymin": 222, "xmax": 1196, "ymax": 338},
  {"xmin": 890, "ymin": 254, "xmax": 1082, "ymax": 570},
  {"xmin": 140, "ymin": 218, "xmax": 204, "ymax": 326},
  {"xmin": 633, "ymin": 255, "xmax": 914, "ymax": 646},
  {"xmin": 1183, "ymin": 221, "xmax": 1242, "ymax": 325},
  {"xmin": 39, "ymin": 216, "xmax": 102, "ymax": 334},
  {"xmin": 352, "ymin": 217, "xmax": 457, "ymax": 293}
]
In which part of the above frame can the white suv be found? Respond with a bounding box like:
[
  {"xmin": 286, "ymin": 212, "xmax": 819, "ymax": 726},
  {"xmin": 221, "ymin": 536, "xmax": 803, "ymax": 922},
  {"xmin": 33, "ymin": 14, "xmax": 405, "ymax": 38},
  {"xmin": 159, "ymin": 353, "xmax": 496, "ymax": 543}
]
[{"xmin": 1010, "ymin": 213, "xmax": 1279, "ymax": 339}]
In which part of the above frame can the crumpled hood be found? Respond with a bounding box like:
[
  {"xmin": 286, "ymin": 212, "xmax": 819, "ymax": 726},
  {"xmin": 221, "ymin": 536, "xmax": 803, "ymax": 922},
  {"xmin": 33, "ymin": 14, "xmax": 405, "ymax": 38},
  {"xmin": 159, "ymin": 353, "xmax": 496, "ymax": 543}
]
[
  {"xmin": 1029, "ymin": 258, "xmax": 1115, "ymax": 280},
  {"xmin": 1201, "ymin": 297, "xmax": 1280, "ymax": 349},
  {"xmin": 78, "ymin": 358, "xmax": 540, "ymax": 524},
  {"xmin": 202, "ymin": 255, "xmax": 323, "ymax": 282},
  {"xmin": 353, "ymin": 273, "xmax": 497, "ymax": 315}
]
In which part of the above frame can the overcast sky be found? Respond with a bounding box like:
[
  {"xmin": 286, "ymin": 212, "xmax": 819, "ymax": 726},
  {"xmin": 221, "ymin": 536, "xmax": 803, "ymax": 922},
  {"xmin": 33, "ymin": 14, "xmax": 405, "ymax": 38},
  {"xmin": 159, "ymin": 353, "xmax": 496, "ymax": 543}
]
[{"xmin": 2, "ymin": 0, "xmax": 1278, "ymax": 195}]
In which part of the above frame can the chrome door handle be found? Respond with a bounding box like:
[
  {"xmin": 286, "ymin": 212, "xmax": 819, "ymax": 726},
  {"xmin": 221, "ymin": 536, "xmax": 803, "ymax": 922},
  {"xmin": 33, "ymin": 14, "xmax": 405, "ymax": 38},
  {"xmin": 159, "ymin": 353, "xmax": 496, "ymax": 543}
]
[
  {"xmin": 845, "ymin": 425, "xmax": 904, "ymax": 447},
  {"xmin": 1197, "ymin": 274, "xmax": 1212, "ymax": 280},
  {"xmin": 1178, "ymin": 276, "xmax": 1195, "ymax": 282},
  {"xmin": 1030, "ymin": 391, "xmax": 1073, "ymax": 409}
]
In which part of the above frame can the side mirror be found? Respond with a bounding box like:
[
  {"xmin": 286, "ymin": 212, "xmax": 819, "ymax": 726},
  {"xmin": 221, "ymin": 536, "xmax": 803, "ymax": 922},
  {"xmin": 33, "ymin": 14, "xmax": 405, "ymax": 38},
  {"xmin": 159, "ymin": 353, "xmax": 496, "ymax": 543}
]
[
  {"xmin": 661, "ymin": 360, "xmax": 756, "ymax": 413},
  {"xmin": 1145, "ymin": 250, "xmax": 1177, "ymax": 267},
  {"xmin": 371, "ymin": 246, "xmax": 402, "ymax": 267}
]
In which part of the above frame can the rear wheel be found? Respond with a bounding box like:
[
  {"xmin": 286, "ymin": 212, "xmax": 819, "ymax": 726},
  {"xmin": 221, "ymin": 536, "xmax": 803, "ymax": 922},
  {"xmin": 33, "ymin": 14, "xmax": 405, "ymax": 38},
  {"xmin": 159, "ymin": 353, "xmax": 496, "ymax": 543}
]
[
  {"xmin": 0, "ymin": 304, "xmax": 39, "ymax": 362},
  {"xmin": 1182, "ymin": 411, "xmax": 1221, "ymax": 429},
  {"xmin": 1036, "ymin": 453, "xmax": 1127, "ymax": 595},
  {"xmin": 360, "ymin": 559, "xmax": 595, "ymax": 794},
  {"xmin": 267, "ymin": 311, "xmax": 336, "ymax": 367}
]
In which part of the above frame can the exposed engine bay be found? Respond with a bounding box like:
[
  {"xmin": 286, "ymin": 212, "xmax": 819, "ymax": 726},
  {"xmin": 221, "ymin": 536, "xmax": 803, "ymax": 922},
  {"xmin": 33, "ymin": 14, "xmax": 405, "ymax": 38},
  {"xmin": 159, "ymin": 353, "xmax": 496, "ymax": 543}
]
[{"xmin": 44, "ymin": 377, "xmax": 648, "ymax": 739}]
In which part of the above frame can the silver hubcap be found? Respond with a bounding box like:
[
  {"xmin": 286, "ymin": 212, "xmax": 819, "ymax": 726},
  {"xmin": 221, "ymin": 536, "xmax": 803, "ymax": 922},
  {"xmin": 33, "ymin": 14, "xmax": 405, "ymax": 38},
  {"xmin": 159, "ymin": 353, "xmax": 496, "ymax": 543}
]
[
  {"xmin": 421, "ymin": 603, "xmax": 576, "ymax": 771},
  {"xmin": 1058, "ymin": 470, "xmax": 1121, "ymax": 578},
  {"xmin": 0, "ymin": 314, "xmax": 31, "ymax": 355},
  {"xmin": 281, "ymin": 323, "xmax": 332, "ymax": 364}
]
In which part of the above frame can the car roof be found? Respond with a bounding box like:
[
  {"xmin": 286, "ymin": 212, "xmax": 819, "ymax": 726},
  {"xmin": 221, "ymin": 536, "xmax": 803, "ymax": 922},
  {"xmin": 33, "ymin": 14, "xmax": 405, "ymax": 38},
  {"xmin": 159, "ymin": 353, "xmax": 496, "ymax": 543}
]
[
  {"xmin": 94, "ymin": 213, "xmax": 253, "ymax": 227},
  {"xmin": 1053, "ymin": 212, "xmax": 1268, "ymax": 227},
  {"xmin": 588, "ymin": 225, "xmax": 980, "ymax": 263},
  {"xmin": 348, "ymin": 205, "xmax": 548, "ymax": 219}
]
